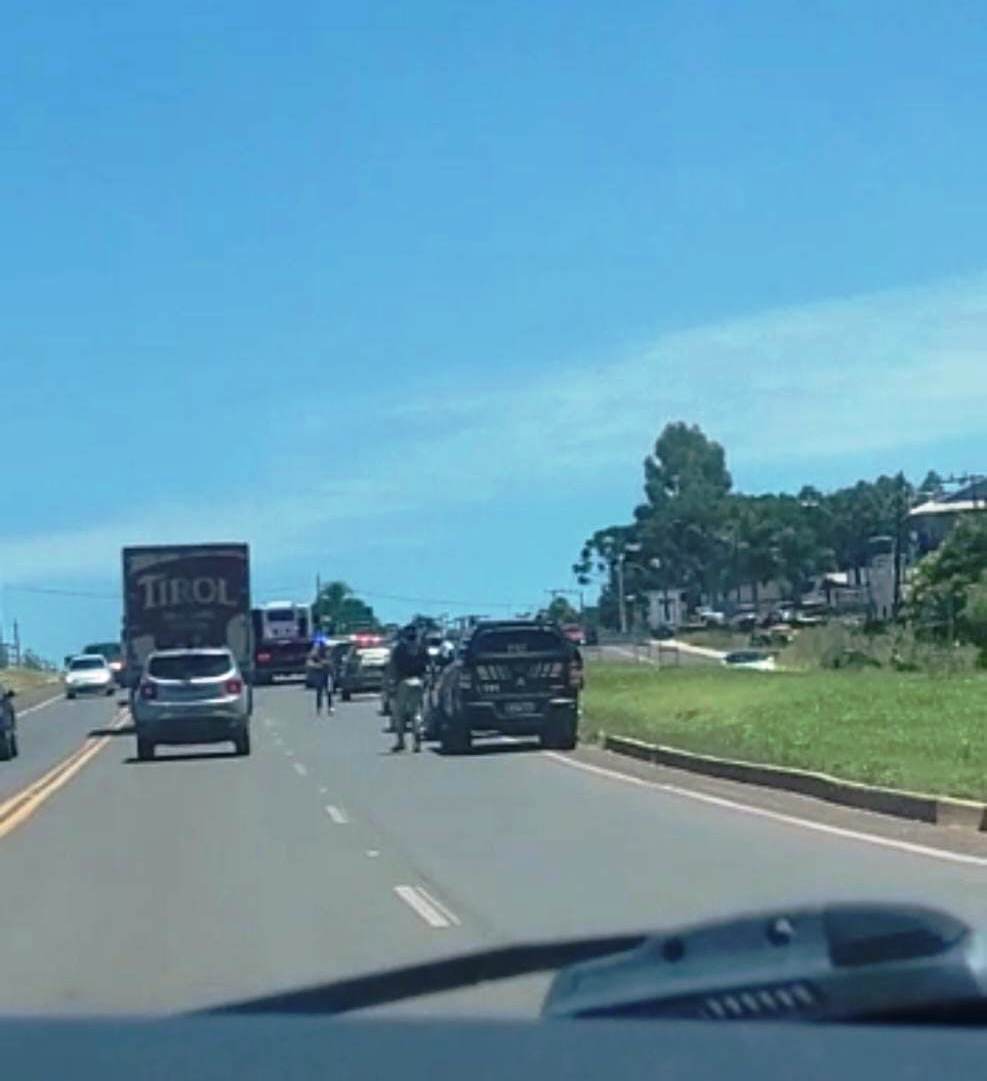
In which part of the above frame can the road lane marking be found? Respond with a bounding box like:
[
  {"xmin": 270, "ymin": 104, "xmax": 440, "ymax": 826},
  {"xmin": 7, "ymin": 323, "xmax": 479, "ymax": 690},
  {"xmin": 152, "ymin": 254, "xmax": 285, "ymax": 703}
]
[
  {"xmin": 319, "ymin": 785, "xmax": 328, "ymax": 795},
  {"xmin": 394, "ymin": 885, "xmax": 455, "ymax": 928},
  {"xmin": 292, "ymin": 762, "xmax": 308, "ymax": 777},
  {"xmin": 544, "ymin": 753, "xmax": 987, "ymax": 869},
  {"xmin": 416, "ymin": 886, "xmax": 461, "ymax": 926},
  {"xmin": 325, "ymin": 804, "xmax": 348, "ymax": 824},
  {"xmin": 18, "ymin": 694, "xmax": 63, "ymax": 718},
  {"xmin": 284, "ymin": 749, "xmax": 294, "ymax": 757},
  {"xmin": 0, "ymin": 709, "xmax": 131, "ymax": 840},
  {"xmin": 366, "ymin": 849, "xmax": 380, "ymax": 858}
]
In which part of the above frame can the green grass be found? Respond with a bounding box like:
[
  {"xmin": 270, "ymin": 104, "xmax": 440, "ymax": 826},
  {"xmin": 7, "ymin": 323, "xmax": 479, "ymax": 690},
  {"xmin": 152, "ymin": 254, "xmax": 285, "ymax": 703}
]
[
  {"xmin": 583, "ymin": 661, "xmax": 987, "ymax": 800},
  {"xmin": 0, "ymin": 668, "xmax": 59, "ymax": 695}
]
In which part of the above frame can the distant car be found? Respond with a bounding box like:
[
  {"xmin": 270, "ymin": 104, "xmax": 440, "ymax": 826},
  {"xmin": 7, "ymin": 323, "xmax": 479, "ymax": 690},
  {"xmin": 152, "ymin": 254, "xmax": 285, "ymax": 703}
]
[
  {"xmin": 0, "ymin": 683, "xmax": 18, "ymax": 760},
  {"xmin": 651, "ymin": 623, "xmax": 676, "ymax": 640},
  {"xmin": 722, "ymin": 649, "xmax": 776, "ymax": 672},
  {"xmin": 64, "ymin": 655, "xmax": 116, "ymax": 699},
  {"xmin": 583, "ymin": 625, "xmax": 600, "ymax": 646},
  {"xmin": 697, "ymin": 607, "xmax": 726, "ymax": 627},
  {"xmin": 132, "ymin": 648, "xmax": 251, "ymax": 760},
  {"xmin": 83, "ymin": 641, "xmax": 126, "ymax": 685},
  {"xmin": 338, "ymin": 644, "xmax": 392, "ymax": 702},
  {"xmin": 561, "ymin": 624, "xmax": 586, "ymax": 646},
  {"xmin": 730, "ymin": 611, "xmax": 759, "ymax": 631}
]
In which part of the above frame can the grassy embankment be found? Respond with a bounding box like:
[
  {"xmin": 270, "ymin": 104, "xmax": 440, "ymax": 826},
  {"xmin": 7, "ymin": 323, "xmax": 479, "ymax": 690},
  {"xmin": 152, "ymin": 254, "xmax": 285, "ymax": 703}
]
[{"xmin": 584, "ymin": 660, "xmax": 987, "ymax": 800}]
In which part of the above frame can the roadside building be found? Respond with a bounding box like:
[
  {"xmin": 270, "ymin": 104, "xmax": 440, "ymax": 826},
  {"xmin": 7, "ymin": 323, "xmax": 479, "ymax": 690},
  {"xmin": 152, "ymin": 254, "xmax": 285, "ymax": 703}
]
[{"xmin": 908, "ymin": 478, "xmax": 987, "ymax": 555}]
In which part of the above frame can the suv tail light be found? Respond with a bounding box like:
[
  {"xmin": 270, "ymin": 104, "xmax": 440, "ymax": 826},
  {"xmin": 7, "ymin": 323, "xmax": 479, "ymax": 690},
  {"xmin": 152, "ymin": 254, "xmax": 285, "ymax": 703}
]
[
  {"xmin": 225, "ymin": 677, "xmax": 243, "ymax": 695},
  {"xmin": 256, "ymin": 652, "xmax": 272, "ymax": 663},
  {"xmin": 139, "ymin": 682, "xmax": 157, "ymax": 700}
]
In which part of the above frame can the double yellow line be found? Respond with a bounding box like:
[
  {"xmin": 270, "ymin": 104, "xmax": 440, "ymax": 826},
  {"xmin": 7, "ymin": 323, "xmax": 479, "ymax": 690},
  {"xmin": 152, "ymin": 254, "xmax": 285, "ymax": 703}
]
[{"xmin": 0, "ymin": 708, "xmax": 132, "ymax": 841}]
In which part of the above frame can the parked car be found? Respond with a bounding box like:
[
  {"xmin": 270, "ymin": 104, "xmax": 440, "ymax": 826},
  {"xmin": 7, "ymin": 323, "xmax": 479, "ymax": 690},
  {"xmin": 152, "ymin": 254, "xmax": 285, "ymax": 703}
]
[
  {"xmin": 429, "ymin": 620, "xmax": 582, "ymax": 754},
  {"xmin": 722, "ymin": 649, "xmax": 776, "ymax": 672},
  {"xmin": 0, "ymin": 684, "xmax": 18, "ymax": 760},
  {"xmin": 697, "ymin": 607, "xmax": 727, "ymax": 627},
  {"xmin": 132, "ymin": 648, "xmax": 251, "ymax": 760},
  {"xmin": 64, "ymin": 655, "xmax": 116, "ymax": 699}
]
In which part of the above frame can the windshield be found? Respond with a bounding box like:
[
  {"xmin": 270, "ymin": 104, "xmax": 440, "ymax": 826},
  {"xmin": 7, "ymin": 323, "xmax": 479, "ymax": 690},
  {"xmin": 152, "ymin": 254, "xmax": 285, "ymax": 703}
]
[
  {"xmin": 5, "ymin": 3, "xmax": 987, "ymax": 1028},
  {"xmin": 69, "ymin": 657, "xmax": 106, "ymax": 671},
  {"xmin": 148, "ymin": 653, "xmax": 234, "ymax": 680}
]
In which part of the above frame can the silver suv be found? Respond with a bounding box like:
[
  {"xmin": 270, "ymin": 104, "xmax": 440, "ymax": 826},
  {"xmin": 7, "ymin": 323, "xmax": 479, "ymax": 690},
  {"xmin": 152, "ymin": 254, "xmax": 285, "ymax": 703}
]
[{"xmin": 132, "ymin": 648, "xmax": 251, "ymax": 761}]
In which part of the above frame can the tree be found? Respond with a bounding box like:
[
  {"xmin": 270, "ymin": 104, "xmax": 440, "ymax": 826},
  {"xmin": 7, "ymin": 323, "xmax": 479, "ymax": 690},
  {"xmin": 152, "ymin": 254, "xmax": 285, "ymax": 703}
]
[
  {"xmin": 907, "ymin": 516, "xmax": 987, "ymax": 646},
  {"xmin": 542, "ymin": 596, "xmax": 580, "ymax": 624},
  {"xmin": 312, "ymin": 581, "xmax": 380, "ymax": 634}
]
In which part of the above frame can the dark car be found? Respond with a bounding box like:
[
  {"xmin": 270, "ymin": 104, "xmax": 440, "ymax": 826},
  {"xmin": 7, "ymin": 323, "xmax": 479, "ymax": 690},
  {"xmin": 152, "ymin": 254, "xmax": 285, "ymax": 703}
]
[
  {"xmin": 0, "ymin": 684, "xmax": 17, "ymax": 761},
  {"xmin": 429, "ymin": 620, "xmax": 582, "ymax": 754}
]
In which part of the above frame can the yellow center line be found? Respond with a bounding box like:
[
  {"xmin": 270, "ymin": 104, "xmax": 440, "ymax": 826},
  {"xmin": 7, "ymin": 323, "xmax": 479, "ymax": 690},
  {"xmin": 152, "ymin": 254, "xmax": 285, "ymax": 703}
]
[{"xmin": 0, "ymin": 709, "xmax": 131, "ymax": 840}]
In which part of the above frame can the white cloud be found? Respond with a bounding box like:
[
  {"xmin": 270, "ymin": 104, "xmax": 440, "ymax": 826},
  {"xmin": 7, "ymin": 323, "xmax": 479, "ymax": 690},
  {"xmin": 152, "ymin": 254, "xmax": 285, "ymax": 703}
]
[{"xmin": 5, "ymin": 273, "xmax": 987, "ymax": 584}]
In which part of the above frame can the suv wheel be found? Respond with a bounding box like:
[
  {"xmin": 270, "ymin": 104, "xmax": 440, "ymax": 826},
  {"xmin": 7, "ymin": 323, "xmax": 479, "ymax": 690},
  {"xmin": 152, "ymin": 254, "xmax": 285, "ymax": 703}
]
[
  {"xmin": 136, "ymin": 737, "xmax": 155, "ymax": 761},
  {"xmin": 234, "ymin": 728, "xmax": 251, "ymax": 756}
]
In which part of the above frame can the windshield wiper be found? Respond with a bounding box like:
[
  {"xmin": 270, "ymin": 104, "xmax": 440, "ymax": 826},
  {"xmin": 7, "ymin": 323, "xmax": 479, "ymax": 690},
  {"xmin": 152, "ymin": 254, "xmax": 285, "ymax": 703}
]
[
  {"xmin": 204, "ymin": 904, "xmax": 987, "ymax": 1024},
  {"xmin": 205, "ymin": 931, "xmax": 647, "ymax": 1017}
]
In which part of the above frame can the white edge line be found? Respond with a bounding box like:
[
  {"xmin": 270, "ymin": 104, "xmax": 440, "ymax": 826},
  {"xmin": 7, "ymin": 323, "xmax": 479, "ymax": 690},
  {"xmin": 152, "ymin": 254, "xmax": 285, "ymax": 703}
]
[
  {"xmin": 18, "ymin": 694, "xmax": 63, "ymax": 718},
  {"xmin": 543, "ymin": 752, "xmax": 987, "ymax": 869},
  {"xmin": 417, "ymin": 885, "xmax": 461, "ymax": 926},
  {"xmin": 292, "ymin": 761, "xmax": 307, "ymax": 776},
  {"xmin": 325, "ymin": 804, "xmax": 348, "ymax": 824},
  {"xmin": 394, "ymin": 885, "xmax": 452, "ymax": 928}
]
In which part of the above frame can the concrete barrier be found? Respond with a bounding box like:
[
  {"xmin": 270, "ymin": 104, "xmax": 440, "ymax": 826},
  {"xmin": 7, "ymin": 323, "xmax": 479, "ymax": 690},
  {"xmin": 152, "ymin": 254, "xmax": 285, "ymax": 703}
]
[{"xmin": 600, "ymin": 732, "xmax": 987, "ymax": 831}]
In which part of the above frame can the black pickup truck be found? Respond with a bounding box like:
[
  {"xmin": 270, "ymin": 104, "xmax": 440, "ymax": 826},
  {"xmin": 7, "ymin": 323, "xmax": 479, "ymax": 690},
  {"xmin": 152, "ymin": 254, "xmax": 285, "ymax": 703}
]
[{"xmin": 431, "ymin": 621, "xmax": 582, "ymax": 754}]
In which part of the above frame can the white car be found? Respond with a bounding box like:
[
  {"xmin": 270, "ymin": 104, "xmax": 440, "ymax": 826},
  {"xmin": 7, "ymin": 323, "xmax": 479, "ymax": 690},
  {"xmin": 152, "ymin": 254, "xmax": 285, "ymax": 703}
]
[
  {"xmin": 64, "ymin": 655, "xmax": 116, "ymax": 698},
  {"xmin": 722, "ymin": 650, "xmax": 777, "ymax": 672}
]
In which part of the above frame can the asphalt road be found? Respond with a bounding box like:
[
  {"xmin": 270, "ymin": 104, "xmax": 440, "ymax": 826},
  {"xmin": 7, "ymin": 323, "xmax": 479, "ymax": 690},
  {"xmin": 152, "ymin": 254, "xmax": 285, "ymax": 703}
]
[{"xmin": 3, "ymin": 682, "xmax": 987, "ymax": 1018}]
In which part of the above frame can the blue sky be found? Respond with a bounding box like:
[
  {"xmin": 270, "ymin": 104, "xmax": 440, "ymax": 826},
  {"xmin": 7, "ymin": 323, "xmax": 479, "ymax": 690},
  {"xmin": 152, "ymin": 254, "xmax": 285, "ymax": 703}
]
[{"xmin": 4, "ymin": 2, "xmax": 987, "ymax": 657}]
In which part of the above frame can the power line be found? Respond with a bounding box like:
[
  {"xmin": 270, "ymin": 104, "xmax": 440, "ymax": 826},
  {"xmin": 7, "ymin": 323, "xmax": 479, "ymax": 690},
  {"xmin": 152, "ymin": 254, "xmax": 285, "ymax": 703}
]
[{"xmin": 4, "ymin": 585, "xmax": 118, "ymax": 600}]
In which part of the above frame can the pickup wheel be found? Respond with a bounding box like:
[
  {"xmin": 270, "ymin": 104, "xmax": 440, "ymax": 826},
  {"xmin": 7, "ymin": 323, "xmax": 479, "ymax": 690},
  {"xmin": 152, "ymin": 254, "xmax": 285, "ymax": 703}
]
[
  {"xmin": 543, "ymin": 716, "xmax": 578, "ymax": 751},
  {"xmin": 440, "ymin": 722, "xmax": 471, "ymax": 755},
  {"xmin": 136, "ymin": 737, "xmax": 155, "ymax": 761},
  {"xmin": 234, "ymin": 729, "xmax": 251, "ymax": 756}
]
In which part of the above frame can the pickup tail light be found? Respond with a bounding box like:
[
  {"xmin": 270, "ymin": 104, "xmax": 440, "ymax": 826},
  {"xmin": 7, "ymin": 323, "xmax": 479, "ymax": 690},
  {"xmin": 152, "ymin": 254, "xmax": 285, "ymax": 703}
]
[
  {"xmin": 139, "ymin": 682, "xmax": 157, "ymax": 700},
  {"xmin": 256, "ymin": 652, "xmax": 272, "ymax": 663},
  {"xmin": 225, "ymin": 678, "xmax": 244, "ymax": 695}
]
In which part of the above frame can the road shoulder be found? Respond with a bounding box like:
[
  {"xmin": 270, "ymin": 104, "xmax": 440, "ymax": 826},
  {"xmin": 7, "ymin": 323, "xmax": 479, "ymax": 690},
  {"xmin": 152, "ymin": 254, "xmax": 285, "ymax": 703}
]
[{"xmin": 560, "ymin": 742, "xmax": 987, "ymax": 863}]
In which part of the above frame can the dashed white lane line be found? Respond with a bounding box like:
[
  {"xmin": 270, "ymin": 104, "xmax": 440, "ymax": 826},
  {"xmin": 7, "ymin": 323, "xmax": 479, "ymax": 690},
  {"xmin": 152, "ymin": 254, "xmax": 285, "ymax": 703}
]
[
  {"xmin": 284, "ymin": 749, "xmax": 294, "ymax": 757},
  {"xmin": 292, "ymin": 761, "xmax": 307, "ymax": 777},
  {"xmin": 325, "ymin": 804, "xmax": 348, "ymax": 824},
  {"xmin": 417, "ymin": 886, "xmax": 461, "ymax": 927},
  {"xmin": 543, "ymin": 753, "xmax": 987, "ymax": 869},
  {"xmin": 319, "ymin": 785, "xmax": 328, "ymax": 795},
  {"xmin": 394, "ymin": 886, "xmax": 456, "ymax": 929},
  {"xmin": 366, "ymin": 850, "xmax": 380, "ymax": 858},
  {"xmin": 18, "ymin": 694, "xmax": 62, "ymax": 718}
]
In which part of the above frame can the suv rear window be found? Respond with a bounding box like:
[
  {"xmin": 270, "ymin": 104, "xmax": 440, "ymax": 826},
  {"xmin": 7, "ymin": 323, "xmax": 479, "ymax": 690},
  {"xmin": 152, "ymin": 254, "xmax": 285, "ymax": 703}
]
[
  {"xmin": 70, "ymin": 657, "xmax": 107, "ymax": 671},
  {"xmin": 148, "ymin": 653, "xmax": 234, "ymax": 680},
  {"xmin": 470, "ymin": 629, "xmax": 566, "ymax": 655}
]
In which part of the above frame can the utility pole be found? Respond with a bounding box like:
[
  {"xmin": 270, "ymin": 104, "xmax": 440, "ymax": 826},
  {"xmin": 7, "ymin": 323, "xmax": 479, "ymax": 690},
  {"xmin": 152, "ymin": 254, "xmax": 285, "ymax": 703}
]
[{"xmin": 13, "ymin": 620, "xmax": 21, "ymax": 668}]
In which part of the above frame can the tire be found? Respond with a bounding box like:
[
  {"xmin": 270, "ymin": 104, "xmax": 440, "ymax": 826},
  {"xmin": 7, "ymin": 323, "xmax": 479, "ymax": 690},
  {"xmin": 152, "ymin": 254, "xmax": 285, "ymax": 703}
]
[
  {"xmin": 234, "ymin": 728, "xmax": 251, "ymax": 756},
  {"xmin": 136, "ymin": 737, "xmax": 155, "ymax": 761},
  {"xmin": 543, "ymin": 715, "xmax": 578, "ymax": 751},
  {"xmin": 342, "ymin": 689, "xmax": 352, "ymax": 703},
  {"xmin": 66, "ymin": 691, "xmax": 76, "ymax": 700},
  {"xmin": 10, "ymin": 731, "xmax": 18, "ymax": 758},
  {"xmin": 440, "ymin": 722, "xmax": 471, "ymax": 755},
  {"xmin": 0, "ymin": 732, "xmax": 11, "ymax": 762},
  {"xmin": 105, "ymin": 686, "xmax": 115, "ymax": 696}
]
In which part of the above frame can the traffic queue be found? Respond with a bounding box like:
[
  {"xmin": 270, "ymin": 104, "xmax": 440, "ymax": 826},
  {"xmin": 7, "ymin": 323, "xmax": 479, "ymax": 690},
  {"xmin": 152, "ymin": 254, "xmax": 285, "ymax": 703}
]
[{"xmin": 305, "ymin": 618, "xmax": 584, "ymax": 756}]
